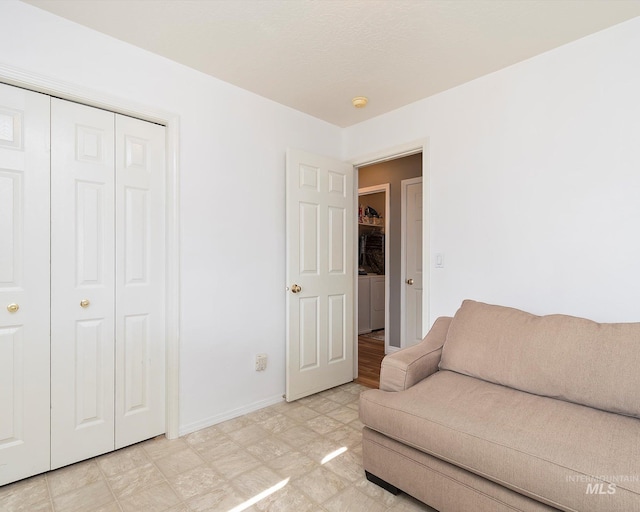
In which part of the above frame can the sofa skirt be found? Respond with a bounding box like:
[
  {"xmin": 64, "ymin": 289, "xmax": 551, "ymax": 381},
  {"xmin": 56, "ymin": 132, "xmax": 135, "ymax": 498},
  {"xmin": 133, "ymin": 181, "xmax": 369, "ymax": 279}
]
[{"xmin": 362, "ymin": 427, "xmax": 559, "ymax": 512}]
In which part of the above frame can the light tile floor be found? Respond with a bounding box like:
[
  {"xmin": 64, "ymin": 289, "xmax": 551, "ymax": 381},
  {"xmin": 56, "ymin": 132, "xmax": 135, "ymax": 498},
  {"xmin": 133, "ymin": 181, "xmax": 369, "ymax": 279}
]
[{"xmin": 0, "ymin": 382, "xmax": 436, "ymax": 512}]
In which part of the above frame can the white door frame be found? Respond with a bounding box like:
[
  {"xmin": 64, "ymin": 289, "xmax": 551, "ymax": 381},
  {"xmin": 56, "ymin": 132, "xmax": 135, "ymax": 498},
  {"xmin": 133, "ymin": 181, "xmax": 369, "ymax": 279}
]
[
  {"xmin": 358, "ymin": 184, "xmax": 391, "ymax": 354},
  {"xmin": 0, "ymin": 65, "xmax": 181, "ymax": 439},
  {"xmin": 351, "ymin": 139, "xmax": 430, "ymax": 372}
]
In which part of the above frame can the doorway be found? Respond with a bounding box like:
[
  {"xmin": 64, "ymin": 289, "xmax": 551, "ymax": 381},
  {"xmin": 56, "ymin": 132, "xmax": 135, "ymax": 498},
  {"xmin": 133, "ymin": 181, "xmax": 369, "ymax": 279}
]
[
  {"xmin": 355, "ymin": 153, "xmax": 422, "ymax": 386},
  {"xmin": 357, "ymin": 185, "xmax": 390, "ymax": 346},
  {"xmin": 356, "ymin": 185, "xmax": 389, "ymax": 388}
]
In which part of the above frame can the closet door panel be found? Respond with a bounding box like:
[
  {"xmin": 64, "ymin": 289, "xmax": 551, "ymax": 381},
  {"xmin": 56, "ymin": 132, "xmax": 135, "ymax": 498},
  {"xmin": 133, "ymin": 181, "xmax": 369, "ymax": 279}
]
[
  {"xmin": 0, "ymin": 84, "xmax": 50, "ymax": 486},
  {"xmin": 50, "ymin": 99, "xmax": 115, "ymax": 469},
  {"xmin": 115, "ymin": 115, "xmax": 166, "ymax": 448}
]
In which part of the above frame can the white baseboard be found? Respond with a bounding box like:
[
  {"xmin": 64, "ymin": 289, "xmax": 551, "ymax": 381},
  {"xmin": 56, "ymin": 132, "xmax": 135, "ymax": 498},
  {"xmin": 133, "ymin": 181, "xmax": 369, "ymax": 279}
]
[{"xmin": 178, "ymin": 393, "xmax": 285, "ymax": 437}]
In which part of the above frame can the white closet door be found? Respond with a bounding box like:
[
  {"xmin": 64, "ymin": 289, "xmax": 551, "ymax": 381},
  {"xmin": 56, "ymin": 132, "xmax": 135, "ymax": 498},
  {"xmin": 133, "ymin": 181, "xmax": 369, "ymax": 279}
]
[
  {"xmin": 50, "ymin": 99, "xmax": 116, "ymax": 469},
  {"xmin": 0, "ymin": 84, "xmax": 50, "ymax": 485},
  {"xmin": 114, "ymin": 114, "xmax": 166, "ymax": 448}
]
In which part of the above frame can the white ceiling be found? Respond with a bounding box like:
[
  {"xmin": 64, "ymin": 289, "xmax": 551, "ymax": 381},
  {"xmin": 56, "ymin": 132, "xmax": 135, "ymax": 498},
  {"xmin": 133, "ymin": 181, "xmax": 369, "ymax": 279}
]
[{"xmin": 22, "ymin": 0, "xmax": 640, "ymax": 127}]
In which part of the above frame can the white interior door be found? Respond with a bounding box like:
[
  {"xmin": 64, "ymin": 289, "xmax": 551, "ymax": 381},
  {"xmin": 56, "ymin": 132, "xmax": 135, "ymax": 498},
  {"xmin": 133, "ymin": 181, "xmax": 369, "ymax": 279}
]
[
  {"xmin": 0, "ymin": 84, "xmax": 50, "ymax": 485},
  {"xmin": 285, "ymin": 148, "xmax": 354, "ymax": 401},
  {"xmin": 114, "ymin": 114, "xmax": 166, "ymax": 448},
  {"xmin": 401, "ymin": 177, "xmax": 423, "ymax": 347},
  {"xmin": 50, "ymin": 98, "xmax": 116, "ymax": 469}
]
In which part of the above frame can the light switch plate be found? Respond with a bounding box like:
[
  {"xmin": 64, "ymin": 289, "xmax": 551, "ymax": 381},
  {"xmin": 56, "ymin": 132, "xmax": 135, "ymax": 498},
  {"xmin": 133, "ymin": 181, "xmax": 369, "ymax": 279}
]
[{"xmin": 255, "ymin": 354, "xmax": 267, "ymax": 371}]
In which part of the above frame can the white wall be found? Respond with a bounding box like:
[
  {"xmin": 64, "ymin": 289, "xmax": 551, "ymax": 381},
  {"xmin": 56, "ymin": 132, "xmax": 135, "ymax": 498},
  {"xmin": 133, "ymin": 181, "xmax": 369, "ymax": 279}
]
[
  {"xmin": 0, "ymin": 1, "xmax": 342, "ymax": 433},
  {"xmin": 344, "ymin": 17, "xmax": 640, "ymax": 324}
]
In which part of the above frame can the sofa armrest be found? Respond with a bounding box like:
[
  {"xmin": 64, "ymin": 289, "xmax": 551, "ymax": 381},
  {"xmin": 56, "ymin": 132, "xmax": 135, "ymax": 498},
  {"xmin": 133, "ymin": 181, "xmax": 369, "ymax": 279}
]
[{"xmin": 379, "ymin": 316, "xmax": 452, "ymax": 392}]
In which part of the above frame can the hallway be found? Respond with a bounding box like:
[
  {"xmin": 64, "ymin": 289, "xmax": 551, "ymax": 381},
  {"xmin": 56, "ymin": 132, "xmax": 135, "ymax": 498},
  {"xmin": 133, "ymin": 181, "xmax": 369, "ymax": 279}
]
[{"xmin": 355, "ymin": 332, "xmax": 385, "ymax": 389}]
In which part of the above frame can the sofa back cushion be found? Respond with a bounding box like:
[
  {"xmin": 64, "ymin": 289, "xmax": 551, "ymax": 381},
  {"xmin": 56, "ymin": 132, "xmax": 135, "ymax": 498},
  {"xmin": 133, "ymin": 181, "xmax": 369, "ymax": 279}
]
[{"xmin": 439, "ymin": 300, "xmax": 640, "ymax": 418}]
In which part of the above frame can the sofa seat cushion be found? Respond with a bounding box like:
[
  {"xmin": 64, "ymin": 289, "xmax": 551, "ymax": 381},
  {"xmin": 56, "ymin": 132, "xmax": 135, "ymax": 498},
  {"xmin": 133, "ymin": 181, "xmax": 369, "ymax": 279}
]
[{"xmin": 359, "ymin": 371, "xmax": 640, "ymax": 512}]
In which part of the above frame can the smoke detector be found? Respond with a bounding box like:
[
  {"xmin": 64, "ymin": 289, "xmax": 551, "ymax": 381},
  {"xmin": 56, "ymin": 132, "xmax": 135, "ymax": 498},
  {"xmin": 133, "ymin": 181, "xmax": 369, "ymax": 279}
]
[{"xmin": 352, "ymin": 96, "xmax": 368, "ymax": 108}]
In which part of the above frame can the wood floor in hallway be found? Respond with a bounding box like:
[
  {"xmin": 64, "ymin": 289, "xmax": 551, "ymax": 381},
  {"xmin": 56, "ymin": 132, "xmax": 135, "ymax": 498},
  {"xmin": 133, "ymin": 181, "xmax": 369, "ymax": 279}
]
[{"xmin": 355, "ymin": 333, "xmax": 385, "ymax": 388}]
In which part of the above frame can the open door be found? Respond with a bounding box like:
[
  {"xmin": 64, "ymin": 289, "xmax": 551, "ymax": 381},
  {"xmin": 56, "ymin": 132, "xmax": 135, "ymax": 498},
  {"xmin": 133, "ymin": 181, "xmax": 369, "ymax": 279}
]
[{"xmin": 285, "ymin": 148, "xmax": 354, "ymax": 401}]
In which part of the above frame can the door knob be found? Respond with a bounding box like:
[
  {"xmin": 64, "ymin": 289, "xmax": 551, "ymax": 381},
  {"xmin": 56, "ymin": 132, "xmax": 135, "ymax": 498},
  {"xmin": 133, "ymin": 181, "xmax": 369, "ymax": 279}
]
[
  {"xmin": 6, "ymin": 303, "xmax": 19, "ymax": 313},
  {"xmin": 80, "ymin": 299, "xmax": 90, "ymax": 308},
  {"xmin": 406, "ymin": 279, "xmax": 414, "ymax": 285},
  {"xmin": 291, "ymin": 284, "xmax": 302, "ymax": 294}
]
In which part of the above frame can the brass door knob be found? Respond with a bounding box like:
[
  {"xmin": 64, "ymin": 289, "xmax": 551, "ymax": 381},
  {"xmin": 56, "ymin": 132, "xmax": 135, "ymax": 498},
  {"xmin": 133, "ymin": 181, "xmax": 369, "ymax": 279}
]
[
  {"xmin": 291, "ymin": 284, "xmax": 302, "ymax": 294},
  {"xmin": 80, "ymin": 299, "xmax": 90, "ymax": 308},
  {"xmin": 7, "ymin": 303, "xmax": 19, "ymax": 313},
  {"xmin": 406, "ymin": 279, "xmax": 414, "ymax": 285}
]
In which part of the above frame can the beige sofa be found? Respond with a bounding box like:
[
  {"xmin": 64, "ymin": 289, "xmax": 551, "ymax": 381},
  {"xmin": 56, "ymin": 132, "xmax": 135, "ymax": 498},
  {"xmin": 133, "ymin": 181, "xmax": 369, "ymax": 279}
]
[{"xmin": 359, "ymin": 300, "xmax": 640, "ymax": 512}]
